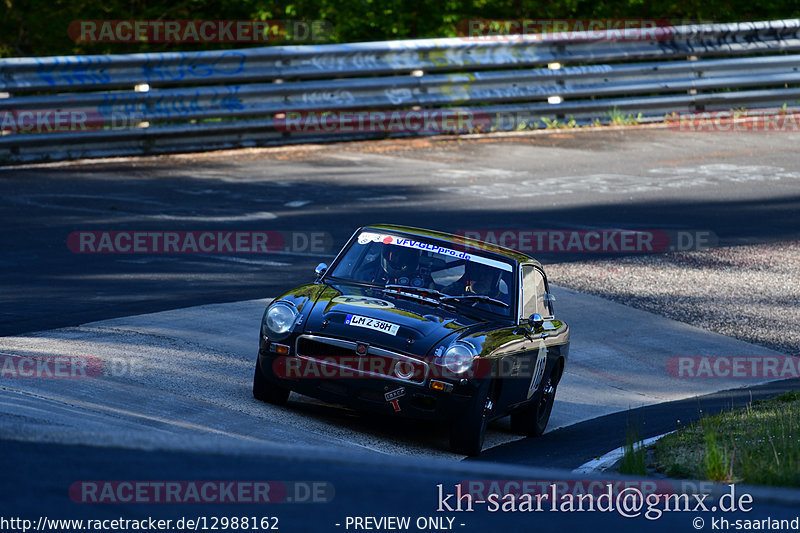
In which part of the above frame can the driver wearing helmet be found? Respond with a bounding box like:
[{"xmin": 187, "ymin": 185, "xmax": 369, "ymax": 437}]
[
  {"xmin": 355, "ymin": 243, "xmax": 431, "ymax": 287},
  {"xmin": 380, "ymin": 244, "xmax": 420, "ymax": 284},
  {"xmin": 445, "ymin": 261, "xmax": 505, "ymax": 300}
]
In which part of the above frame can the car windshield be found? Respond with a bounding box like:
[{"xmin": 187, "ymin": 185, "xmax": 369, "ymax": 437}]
[{"xmin": 328, "ymin": 230, "xmax": 515, "ymax": 316}]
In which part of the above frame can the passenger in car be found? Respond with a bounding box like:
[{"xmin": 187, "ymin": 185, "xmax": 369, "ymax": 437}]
[{"xmin": 443, "ymin": 262, "xmax": 507, "ymax": 302}]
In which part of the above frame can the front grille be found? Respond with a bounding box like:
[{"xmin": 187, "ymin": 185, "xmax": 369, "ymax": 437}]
[
  {"xmin": 297, "ymin": 337, "xmax": 352, "ymax": 359},
  {"xmin": 295, "ymin": 335, "xmax": 428, "ymax": 384}
]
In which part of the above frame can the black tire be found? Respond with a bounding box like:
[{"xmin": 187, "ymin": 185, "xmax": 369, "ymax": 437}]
[
  {"xmin": 510, "ymin": 361, "xmax": 561, "ymax": 437},
  {"xmin": 449, "ymin": 381, "xmax": 493, "ymax": 456},
  {"xmin": 253, "ymin": 358, "xmax": 290, "ymax": 405}
]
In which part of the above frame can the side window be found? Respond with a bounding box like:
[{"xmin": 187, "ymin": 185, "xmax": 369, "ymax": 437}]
[{"xmin": 521, "ymin": 265, "xmax": 549, "ymax": 319}]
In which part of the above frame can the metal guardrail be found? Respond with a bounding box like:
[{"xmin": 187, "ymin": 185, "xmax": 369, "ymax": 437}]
[{"xmin": 1, "ymin": 19, "xmax": 800, "ymax": 163}]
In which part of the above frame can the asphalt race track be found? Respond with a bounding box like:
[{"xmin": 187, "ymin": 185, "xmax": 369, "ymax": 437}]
[
  {"xmin": 3, "ymin": 128, "xmax": 800, "ymax": 335},
  {"xmin": 2, "ymin": 127, "xmax": 800, "ymax": 531},
  {"xmin": 0, "ymin": 287, "xmax": 787, "ymax": 459}
]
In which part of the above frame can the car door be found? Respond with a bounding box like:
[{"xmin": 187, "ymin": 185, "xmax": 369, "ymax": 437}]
[{"xmin": 496, "ymin": 264, "xmax": 562, "ymax": 409}]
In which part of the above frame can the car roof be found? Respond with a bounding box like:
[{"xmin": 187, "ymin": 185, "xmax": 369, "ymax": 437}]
[{"xmin": 362, "ymin": 224, "xmax": 541, "ymax": 267}]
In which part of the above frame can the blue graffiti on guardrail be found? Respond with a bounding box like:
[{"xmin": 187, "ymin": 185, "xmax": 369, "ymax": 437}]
[
  {"xmin": 142, "ymin": 51, "xmax": 247, "ymax": 81},
  {"xmin": 3, "ymin": 18, "xmax": 798, "ymax": 165},
  {"xmin": 309, "ymin": 53, "xmax": 386, "ymax": 71},
  {"xmin": 100, "ymin": 91, "xmax": 244, "ymax": 120},
  {"xmin": 95, "ymin": 85, "xmax": 244, "ymax": 121},
  {"xmin": 35, "ymin": 55, "xmax": 113, "ymax": 86},
  {"xmin": 34, "ymin": 51, "xmax": 247, "ymax": 87}
]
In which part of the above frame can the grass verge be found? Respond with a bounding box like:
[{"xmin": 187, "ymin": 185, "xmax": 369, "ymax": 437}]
[
  {"xmin": 650, "ymin": 391, "xmax": 800, "ymax": 487},
  {"xmin": 619, "ymin": 410, "xmax": 647, "ymax": 475}
]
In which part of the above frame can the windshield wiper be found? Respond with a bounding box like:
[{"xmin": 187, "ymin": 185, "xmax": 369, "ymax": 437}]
[
  {"xmin": 441, "ymin": 294, "xmax": 510, "ymax": 309},
  {"xmin": 381, "ymin": 285, "xmax": 454, "ymax": 308},
  {"xmin": 383, "ymin": 284, "xmax": 448, "ymax": 299}
]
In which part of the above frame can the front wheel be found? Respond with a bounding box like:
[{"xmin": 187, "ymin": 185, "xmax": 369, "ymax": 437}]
[
  {"xmin": 449, "ymin": 382, "xmax": 493, "ymax": 456},
  {"xmin": 510, "ymin": 361, "xmax": 561, "ymax": 437},
  {"xmin": 253, "ymin": 358, "xmax": 290, "ymax": 405}
]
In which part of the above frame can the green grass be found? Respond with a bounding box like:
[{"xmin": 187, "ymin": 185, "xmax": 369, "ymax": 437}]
[
  {"xmin": 619, "ymin": 410, "xmax": 647, "ymax": 475},
  {"xmin": 606, "ymin": 107, "xmax": 642, "ymax": 126},
  {"xmin": 651, "ymin": 391, "xmax": 800, "ymax": 487},
  {"xmin": 540, "ymin": 116, "xmax": 578, "ymax": 129}
]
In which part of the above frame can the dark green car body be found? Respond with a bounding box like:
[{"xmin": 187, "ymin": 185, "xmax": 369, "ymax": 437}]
[{"xmin": 254, "ymin": 225, "xmax": 569, "ymax": 455}]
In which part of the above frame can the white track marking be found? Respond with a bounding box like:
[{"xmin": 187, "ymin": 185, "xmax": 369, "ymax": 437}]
[
  {"xmin": 357, "ymin": 195, "xmax": 408, "ymax": 202},
  {"xmin": 149, "ymin": 211, "xmax": 277, "ymax": 222},
  {"xmin": 573, "ymin": 432, "xmax": 675, "ymax": 474}
]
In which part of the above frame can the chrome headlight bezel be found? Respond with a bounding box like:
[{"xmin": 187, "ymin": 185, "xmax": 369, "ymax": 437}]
[
  {"xmin": 263, "ymin": 301, "xmax": 299, "ymax": 340},
  {"xmin": 442, "ymin": 342, "xmax": 478, "ymax": 375}
]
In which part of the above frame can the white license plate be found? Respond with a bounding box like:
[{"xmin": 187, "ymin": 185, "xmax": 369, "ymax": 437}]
[{"xmin": 344, "ymin": 314, "xmax": 400, "ymax": 336}]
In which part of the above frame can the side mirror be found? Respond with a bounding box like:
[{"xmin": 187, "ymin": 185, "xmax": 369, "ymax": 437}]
[
  {"xmin": 315, "ymin": 263, "xmax": 328, "ymax": 278},
  {"xmin": 528, "ymin": 313, "xmax": 544, "ymax": 329}
]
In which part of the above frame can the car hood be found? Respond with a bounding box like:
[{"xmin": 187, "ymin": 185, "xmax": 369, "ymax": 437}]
[{"xmin": 302, "ymin": 282, "xmax": 495, "ymax": 356}]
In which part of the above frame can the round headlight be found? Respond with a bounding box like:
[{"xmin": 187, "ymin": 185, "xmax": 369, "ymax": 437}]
[
  {"xmin": 442, "ymin": 343, "xmax": 476, "ymax": 374},
  {"xmin": 264, "ymin": 302, "xmax": 298, "ymax": 338}
]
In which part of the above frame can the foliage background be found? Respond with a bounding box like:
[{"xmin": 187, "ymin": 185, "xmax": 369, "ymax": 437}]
[{"xmin": 1, "ymin": 0, "xmax": 799, "ymax": 57}]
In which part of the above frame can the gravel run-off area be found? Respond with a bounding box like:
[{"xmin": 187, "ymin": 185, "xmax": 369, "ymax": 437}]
[{"xmin": 547, "ymin": 241, "xmax": 800, "ymax": 356}]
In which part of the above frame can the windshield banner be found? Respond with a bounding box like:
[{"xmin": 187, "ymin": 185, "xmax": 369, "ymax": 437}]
[{"xmin": 358, "ymin": 232, "xmax": 513, "ymax": 272}]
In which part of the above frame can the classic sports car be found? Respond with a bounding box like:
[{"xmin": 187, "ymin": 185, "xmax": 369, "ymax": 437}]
[{"xmin": 253, "ymin": 225, "xmax": 569, "ymax": 455}]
